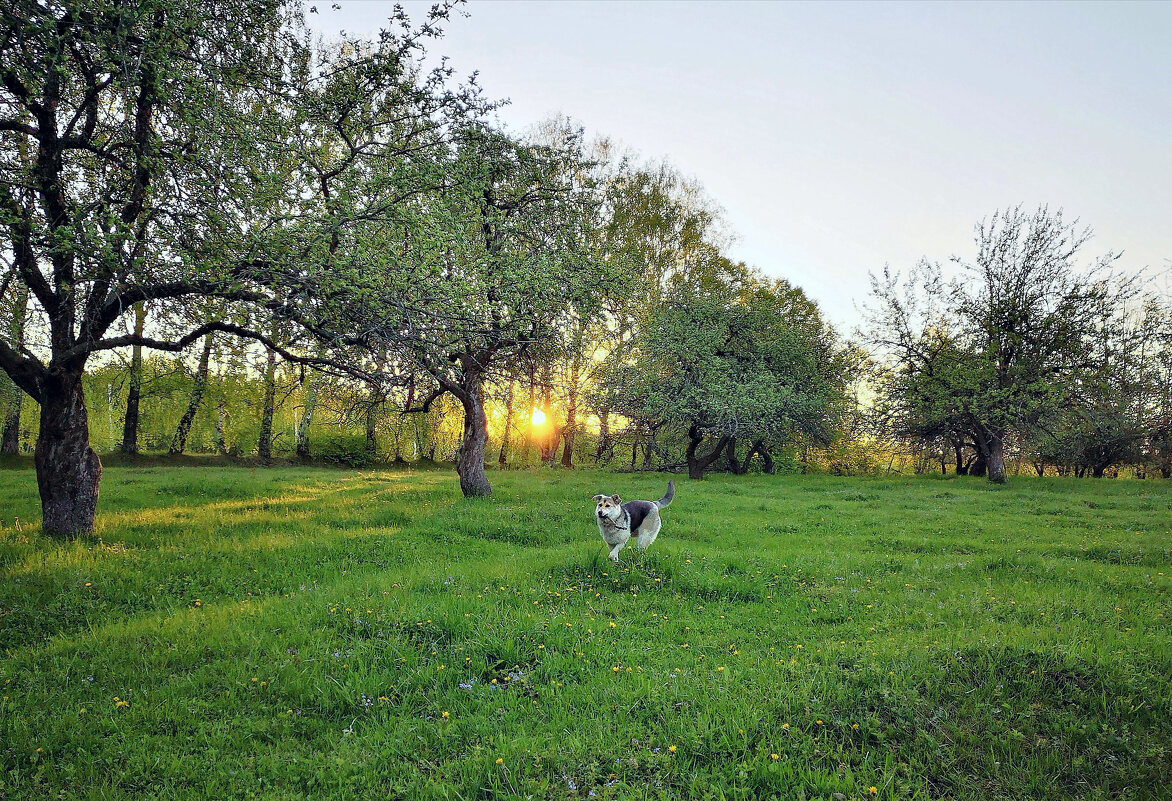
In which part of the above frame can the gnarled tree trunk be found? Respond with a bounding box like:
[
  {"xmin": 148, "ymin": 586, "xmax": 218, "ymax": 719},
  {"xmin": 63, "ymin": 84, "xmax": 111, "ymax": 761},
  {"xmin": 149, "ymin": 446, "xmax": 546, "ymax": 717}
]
[
  {"xmin": 686, "ymin": 424, "xmax": 730, "ymax": 480},
  {"xmin": 37, "ymin": 370, "xmax": 102, "ymax": 537},
  {"xmin": 169, "ymin": 334, "xmax": 213, "ymax": 455},
  {"xmin": 987, "ymin": 434, "xmax": 1007, "ymax": 484},
  {"xmin": 454, "ymin": 370, "xmax": 491, "ymax": 497}
]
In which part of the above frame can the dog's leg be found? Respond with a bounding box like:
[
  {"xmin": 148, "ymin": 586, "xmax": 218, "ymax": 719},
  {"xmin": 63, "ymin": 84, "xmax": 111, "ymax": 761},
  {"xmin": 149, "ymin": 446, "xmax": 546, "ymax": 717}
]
[
  {"xmin": 608, "ymin": 537, "xmax": 628, "ymax": 562},
  {"xmin": 636, "ymin": 514, "xmax": 661, "ymax": 551}
]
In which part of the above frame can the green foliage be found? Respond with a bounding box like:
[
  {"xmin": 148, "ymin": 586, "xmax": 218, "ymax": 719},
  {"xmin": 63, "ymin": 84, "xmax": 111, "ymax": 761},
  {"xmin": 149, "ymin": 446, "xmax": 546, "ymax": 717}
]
[
  {"xmin": 1, "ymin": 466, "xmax": 1170, "ymax": 798},
  {"xmin": 608, "ymin": 262, "xmax": 850, "ymax": 473}
]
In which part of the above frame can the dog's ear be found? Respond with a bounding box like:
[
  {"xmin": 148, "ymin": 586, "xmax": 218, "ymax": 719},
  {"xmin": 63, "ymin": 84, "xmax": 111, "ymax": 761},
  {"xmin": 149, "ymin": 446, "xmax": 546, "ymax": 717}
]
[
  {"xmin": 591, "ymin": 494, "xmax": 606, "ymax": 503},
  {"xmin": 610, "ymin": 494, "xmax": 621, "ymax": 503}
]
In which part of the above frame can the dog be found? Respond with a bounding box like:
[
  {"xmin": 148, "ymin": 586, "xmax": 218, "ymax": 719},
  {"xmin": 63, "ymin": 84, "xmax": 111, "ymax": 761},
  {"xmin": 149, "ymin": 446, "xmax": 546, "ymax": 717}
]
[{"xmin": 592, "ymin": 481, "xmax": 674, "ymax": 561}]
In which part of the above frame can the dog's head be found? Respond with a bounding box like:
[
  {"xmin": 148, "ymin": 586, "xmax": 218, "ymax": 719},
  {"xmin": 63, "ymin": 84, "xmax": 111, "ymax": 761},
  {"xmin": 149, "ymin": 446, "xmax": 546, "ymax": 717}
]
[{"xmin": 592, "ymin": 493, "xmax": 623, "ymax": 522}]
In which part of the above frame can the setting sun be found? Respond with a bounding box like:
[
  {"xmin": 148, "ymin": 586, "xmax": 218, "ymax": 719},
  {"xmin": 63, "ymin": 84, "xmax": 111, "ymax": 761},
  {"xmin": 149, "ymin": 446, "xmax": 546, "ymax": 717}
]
[{"xmin": 530, "ymin": 408, "xmax": 547, "ymax": 426}]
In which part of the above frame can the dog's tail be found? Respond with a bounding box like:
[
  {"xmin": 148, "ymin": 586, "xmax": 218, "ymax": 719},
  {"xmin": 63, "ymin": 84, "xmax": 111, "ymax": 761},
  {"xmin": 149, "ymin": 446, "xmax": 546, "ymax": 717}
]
[{"xmin": 655, "ymin": 480, "xmax": 675, "ymax": 509}]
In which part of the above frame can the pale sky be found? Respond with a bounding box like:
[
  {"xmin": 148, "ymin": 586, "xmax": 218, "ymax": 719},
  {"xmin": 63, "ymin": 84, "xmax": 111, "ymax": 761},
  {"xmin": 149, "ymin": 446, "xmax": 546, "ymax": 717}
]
[{"xmin": 308, "ymin": 0, "xmax": 1171, "ymax": 331}]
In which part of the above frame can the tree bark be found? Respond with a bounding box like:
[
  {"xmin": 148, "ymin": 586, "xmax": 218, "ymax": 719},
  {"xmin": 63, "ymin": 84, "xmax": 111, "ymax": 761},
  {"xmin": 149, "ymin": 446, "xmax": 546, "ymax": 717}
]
[
  {"xmin": 521, "ymin": 365, "xmax": 535, "ymax": 465},
  {"xmin": 364, "ymin": 398, "xmax": 379, "ymax": 458},
  {"xmin": 169, "ymin": 334, "xmax": 213, "ymax": 455},
  {"xmin": 561, "ymin": 356, "xmax": 581, "ymax": 468},
  {"xmin": 257, "ymin": 346, "xmax": 277, "ymax": 461},
  {"xmin": 296, "ymin": 374, "xmax": 318, "ymax": 460},
  {"xmin": 561, "ymin": 389, "xmax": 577, "ymax": 468},
  {"xmin": 499, "ymin": 380, "xmax": 514, "ymax": 465},
  {"xmin": 454, "ymin": 371, "xmax": 491, "ymax": 497},
  {"xmin": 215, "ymin": 398, "xmax": 228, "ymax": 455},
  {"xmin": 641, "ymin": 424, "xmax": 657, "ymax": 471},
  {"xmin": 986, "ymin": 434, "xmax": 1007, "ymax": 484},
  {"xmin": 595, "ymin": 407, "xmax": 612, "ymax": 463},
  {"xmin": 686, "ymin": 425, "xmax": 730, "ymax": 480},
  {"xmin": 758, "ymin": 443, "xmax": 775, "ymax": 475},
  {"xmin": 36, "ymin": 371, "xmax": 102, "ymax": 537},
  {"xmin": 726, "ymin": 437, "xmax": 751, "ymax": 475},
  {"xmin": 1, "ymin": 286, "xmax": 29, "ymax": 454},
  {"xmin": 970, "ymin": 452, "xmax": 987, "ymax": 477},
  {"xmin": 954, "ymin": 442, "xmax": 966, "ymax": 475},
  {"xmin": 120, "ymin": 303, "xmax": 147, "ymax": 454}
]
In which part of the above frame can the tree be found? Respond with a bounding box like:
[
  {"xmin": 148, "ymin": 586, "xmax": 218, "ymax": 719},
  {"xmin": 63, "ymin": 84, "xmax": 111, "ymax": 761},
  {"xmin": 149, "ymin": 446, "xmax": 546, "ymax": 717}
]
[
  {"xmin": 169, "ymin": 334, "xmax": 214, "ymax": 455},
  {"xmin": 1027, "ymin": 293, "xmax": 1148, "ymax": 477},
  {"xmin": 0, "ymin": 0, "xmax": 480, "ymax": 534},
  {"xmin": 608, "ymin": 264, "xmax": 847, "ymax": 479},
  {"xmin": 869, "ymin": 207, "xmax": 1120, "ymax": 483},
  {"xmin": 387, "ymin": 124, "xmax": 609, "ymax": 496}
]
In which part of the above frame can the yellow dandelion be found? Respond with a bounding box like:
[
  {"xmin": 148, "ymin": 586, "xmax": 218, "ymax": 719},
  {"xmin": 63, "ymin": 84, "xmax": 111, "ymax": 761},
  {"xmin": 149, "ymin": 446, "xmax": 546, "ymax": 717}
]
[
  {"xmin": 668, "ymin": 745, "xmax": 677, "ymax": 753},
  {"xmin": 495, "ymin": 758, "xmax": 504, "ymax": 765},
  {"xmin": 441, "ymin": 711, "xmax": 450, "ymax": 719},
  {"xmin": 867, "ymin": 787, "xmax": 878, "ymax": 796},
  {"xmin": 771, "ymin": 753, "xmax": 779, "ymax": 761}
]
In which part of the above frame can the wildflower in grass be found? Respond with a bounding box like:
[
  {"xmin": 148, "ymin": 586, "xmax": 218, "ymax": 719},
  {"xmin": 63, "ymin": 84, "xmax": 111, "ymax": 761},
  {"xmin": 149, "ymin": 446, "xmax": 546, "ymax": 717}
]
[
  {"xmin": 771, "ymin": 753, "xmax": 779, "ymax": 761},
  {"xmin": 781, "ymin": 723, "xmax": 789, "ymax": 730},
  {"xmin": 441, "ymin": 711, "xmax": 450, "ymax": 719},
  {"xmin": 113, "ymin": 697, "xmax": 129, "ymax": 709},
  {"xmin": 867, "ymin": 787, "xmax": 878, "ymax": 796},
  {"xmin": 668, "ymin": 745, "xmax": 677, "ymax": 753},
  {"xmin": 496, "ymin": 758, "xmax": 504, "ymax": 765}
]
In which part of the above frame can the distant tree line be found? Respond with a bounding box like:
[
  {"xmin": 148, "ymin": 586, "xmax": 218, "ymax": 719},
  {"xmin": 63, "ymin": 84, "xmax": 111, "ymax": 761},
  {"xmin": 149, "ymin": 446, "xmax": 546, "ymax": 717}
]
[{"xmin": 0, "ymin": 2, "xmax": 1167, "ymax": 536}]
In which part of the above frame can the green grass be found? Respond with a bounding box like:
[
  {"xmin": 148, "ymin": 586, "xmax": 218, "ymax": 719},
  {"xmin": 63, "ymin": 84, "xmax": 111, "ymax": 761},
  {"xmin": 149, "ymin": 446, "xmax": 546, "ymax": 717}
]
[{"xmin": 1, "ymin": 465, "xmax": 1170, "ymax": 800}]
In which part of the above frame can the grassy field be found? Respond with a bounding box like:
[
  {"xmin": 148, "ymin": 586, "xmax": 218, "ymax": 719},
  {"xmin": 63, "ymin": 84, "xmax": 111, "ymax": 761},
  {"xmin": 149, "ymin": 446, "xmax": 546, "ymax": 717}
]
[{"xmin": 1, "ymin": 464, "xmax": 1170, "ymax": 800}]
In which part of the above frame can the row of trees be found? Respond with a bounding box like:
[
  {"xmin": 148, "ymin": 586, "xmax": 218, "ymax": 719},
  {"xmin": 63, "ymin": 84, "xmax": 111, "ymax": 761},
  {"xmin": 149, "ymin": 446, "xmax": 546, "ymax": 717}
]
[
  {"xmin": 0, "ymin": 0, "xmax": 856, "ymax": 535},
  {"xmin": 1, "ymin": 3, "xmax": 1166, "ymax": 537}
]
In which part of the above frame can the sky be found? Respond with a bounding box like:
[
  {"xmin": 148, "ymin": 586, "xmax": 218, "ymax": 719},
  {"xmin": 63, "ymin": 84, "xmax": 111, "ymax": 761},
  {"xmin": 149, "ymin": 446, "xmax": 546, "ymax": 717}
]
[{"xmin": 307, "ymin": 0, "xmax": 1171, "ymax": 332}]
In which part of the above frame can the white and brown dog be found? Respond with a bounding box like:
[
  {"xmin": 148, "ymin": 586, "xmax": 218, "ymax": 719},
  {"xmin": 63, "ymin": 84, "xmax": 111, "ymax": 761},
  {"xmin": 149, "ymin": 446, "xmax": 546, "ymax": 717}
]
[{"xmin": 592, "ymin": 481, "xmax": 675, "ymax": 561}]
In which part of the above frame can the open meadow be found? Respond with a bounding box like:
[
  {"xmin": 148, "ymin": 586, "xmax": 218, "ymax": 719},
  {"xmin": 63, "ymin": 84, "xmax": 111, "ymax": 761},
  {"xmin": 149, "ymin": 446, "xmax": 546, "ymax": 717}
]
[{"xmin": 1, "ymin": 464, "xmax": 1170, "ymax": 800}]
